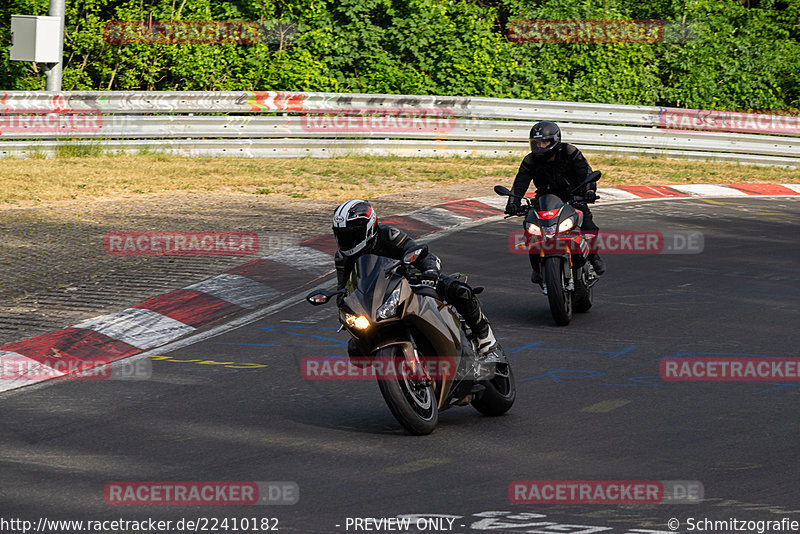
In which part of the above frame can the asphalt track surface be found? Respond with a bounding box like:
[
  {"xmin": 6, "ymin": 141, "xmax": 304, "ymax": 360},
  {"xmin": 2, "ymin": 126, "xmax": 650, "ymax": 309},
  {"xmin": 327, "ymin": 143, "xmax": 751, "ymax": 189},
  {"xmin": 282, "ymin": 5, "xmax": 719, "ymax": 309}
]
[{"xmin": 2, "ymin": 197, "xmax": 799, "ymax": 534}]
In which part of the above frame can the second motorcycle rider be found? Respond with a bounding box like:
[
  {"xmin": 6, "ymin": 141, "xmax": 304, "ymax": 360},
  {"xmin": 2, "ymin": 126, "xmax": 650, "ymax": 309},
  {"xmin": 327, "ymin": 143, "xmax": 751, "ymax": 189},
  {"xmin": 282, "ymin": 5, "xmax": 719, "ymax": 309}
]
[{"xmin": 504, "ymin": 121, "xmax": 606, "ymax": 283}]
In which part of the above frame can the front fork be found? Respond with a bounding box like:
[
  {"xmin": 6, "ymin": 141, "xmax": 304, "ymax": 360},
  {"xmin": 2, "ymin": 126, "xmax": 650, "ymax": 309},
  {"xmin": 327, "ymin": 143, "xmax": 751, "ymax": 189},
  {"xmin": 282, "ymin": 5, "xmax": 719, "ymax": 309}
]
[{"xmin": 532, "ymin": 245, "xmax": 574, "ymax": 293}]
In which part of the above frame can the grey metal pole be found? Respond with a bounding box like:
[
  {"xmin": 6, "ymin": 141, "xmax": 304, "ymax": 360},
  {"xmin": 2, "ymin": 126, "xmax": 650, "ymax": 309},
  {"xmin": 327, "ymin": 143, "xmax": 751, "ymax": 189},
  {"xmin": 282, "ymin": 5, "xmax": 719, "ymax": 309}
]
[{"xmin": 44, "ymin": 0, "xmax": 65, "ymax": 91}]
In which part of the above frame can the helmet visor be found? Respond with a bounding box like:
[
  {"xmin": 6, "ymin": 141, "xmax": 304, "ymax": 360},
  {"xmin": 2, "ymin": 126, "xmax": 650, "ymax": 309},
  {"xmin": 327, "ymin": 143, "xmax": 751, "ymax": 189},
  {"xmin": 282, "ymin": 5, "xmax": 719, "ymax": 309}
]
[
  {"xmin": 530, "ymin": 137, "xmax": 556, "ymax": 156},
  {"xmin": 334, "ymin": 226, "xmax": 367, "ymax": 255}
]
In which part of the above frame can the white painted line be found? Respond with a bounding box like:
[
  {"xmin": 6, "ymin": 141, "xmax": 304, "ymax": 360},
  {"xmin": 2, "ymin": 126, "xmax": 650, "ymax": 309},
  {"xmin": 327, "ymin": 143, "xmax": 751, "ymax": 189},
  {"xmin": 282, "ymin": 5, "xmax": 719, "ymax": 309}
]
[
  {"xmin": 185, "ymin": 274, "xmax": 281, "ymax": 309},
  {"xmin": 4, "ymin": 188, "xmax": 796, "ymax": 398},
  {"xmin": 127, "ymin": 217, "xmax": 507, "ymax": 361},
  {"xmin": 670, "ymin": 184, "xmax": 749, "ymax": 197},
  {"xmin": 474, "ymin": 196, "xmax": 508, "ymax": 210},
  {"xmin": 596, "ymin": 187, "xmax": 644, "ymax": 201},
  {"xmin": 407, "ymin": 207, "xmax": 472, "ymax": 228},
  {"xmin": 0, "ymin": 350, "xmax": 65, "ymax": 392},
  {"xmin": 267, "ymin": 245, "xmax": 334, "ymax": 274},
  {"xmin": 74, "ymin": 308, "xmax": 196, "ymax": 350},
  {"xmin": 781, "ymin": 184, "xmax": 800, "ymax": 194}
]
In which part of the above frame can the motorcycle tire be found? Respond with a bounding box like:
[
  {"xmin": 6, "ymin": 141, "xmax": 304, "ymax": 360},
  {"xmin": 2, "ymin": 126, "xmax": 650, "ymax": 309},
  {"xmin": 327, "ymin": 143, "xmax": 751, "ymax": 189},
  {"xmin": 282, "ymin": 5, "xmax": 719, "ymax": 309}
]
[
  {"xmin": 544, "ymin": 256, "xmax": 572, "ymax": 326},
  {"xmin": 471, "ymin": 361, "xmax": 516, "ymax": 416},
  {"xmin": 375, "ymin": 346, "xmax": 438, "ymax": 435}
]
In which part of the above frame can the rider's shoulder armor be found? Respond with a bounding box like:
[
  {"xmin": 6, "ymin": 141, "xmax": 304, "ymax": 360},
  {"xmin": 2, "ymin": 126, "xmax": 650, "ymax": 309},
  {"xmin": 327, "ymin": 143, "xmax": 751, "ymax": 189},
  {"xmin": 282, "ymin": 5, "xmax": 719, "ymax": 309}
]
[
  {"xmin": 560, "ymin": 143, "xmax": 580, "ymax": 159},
  {"xmin": 377, "ymin": 224, "xmax": 409, "ymax": 248}
]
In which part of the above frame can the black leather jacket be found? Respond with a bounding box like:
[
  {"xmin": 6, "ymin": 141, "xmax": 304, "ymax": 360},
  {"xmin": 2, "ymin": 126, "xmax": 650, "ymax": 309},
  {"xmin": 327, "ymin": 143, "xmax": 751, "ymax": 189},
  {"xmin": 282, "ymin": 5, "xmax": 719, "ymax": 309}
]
[
  {"xmin": 507, "ymin": 143, "xmax": 595, "ymax": 209},
  {"xmin": 335, "ymin": 224, "xmax": 441, "ymax": 289}
]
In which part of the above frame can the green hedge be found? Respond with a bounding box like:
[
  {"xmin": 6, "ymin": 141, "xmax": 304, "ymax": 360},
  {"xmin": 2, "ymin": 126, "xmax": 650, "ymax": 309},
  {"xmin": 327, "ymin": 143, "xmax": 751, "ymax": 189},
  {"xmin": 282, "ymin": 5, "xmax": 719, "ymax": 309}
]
[{"xmin": 1, "ymin": 0, "xmax": 798, "ymax": 111}]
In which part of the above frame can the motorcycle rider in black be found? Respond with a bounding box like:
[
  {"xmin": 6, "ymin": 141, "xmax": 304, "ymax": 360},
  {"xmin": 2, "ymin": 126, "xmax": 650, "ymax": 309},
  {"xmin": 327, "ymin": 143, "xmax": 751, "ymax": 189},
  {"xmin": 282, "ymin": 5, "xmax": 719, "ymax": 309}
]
[
  {"xmin": 504, "ymin": 121, "xmax": 606, "ymax": 284},
  {"xmin": 332, "ymin": 199, "xmax": 499, "ymax": 357}
]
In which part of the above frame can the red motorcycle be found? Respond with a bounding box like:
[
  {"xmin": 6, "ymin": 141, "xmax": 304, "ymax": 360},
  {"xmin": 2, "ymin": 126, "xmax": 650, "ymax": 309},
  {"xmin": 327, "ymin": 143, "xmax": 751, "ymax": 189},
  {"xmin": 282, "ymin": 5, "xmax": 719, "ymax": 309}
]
[{"xmin": 495, "ymin": 171, "xmax": 601, "ymax": 326}]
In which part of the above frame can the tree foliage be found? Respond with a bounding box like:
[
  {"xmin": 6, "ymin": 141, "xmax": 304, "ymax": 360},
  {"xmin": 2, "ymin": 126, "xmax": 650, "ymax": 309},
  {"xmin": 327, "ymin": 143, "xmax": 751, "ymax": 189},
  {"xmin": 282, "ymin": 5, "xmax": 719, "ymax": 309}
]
[{"xmin": 1, "ymin": 0, "xmax": 797, "ymax": 111}]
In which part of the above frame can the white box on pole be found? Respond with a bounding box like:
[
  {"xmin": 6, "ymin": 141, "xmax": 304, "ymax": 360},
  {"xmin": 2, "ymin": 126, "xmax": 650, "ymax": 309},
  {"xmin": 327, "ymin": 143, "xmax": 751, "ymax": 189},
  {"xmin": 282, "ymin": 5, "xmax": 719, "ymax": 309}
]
[{"xmin": 10, "ymin": 15, "xmax": 62, "ymax": 63}]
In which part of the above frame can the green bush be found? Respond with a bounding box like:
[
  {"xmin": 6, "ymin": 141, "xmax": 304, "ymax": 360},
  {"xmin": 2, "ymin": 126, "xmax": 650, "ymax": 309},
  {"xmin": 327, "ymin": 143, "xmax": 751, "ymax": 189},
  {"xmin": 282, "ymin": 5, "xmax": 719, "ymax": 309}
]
[{"xmin": 0, "ymin": 0, "xmax": 797, "ymax": 112}]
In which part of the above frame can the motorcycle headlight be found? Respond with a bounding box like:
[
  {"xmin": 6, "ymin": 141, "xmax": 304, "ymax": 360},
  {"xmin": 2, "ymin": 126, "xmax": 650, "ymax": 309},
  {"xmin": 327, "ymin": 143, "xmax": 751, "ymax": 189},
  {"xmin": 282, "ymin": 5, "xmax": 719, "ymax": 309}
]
[
  {"xmin": 558, "ymin": 218, "xmax": 575, "ymax": 232},
  {"xmin": 344, "ymin": 313, "xmax": 370, "ymax": 330},
  {"xmin": 376, "ymin": 286, "xmax": 402, "ymax": 320},
  {"xmin": 542, "ymin": 225, "xmax": 557, "ymax": 238},
  {"xmin": 526, "ymin": 223, "xmax": 542, "ymax": 236}
]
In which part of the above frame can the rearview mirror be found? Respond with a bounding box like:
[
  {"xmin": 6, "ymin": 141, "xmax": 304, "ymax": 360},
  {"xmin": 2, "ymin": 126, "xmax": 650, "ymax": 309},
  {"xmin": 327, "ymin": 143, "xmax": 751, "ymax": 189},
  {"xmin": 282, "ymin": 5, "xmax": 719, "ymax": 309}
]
[
  {"xmin": 306, "ymin": 292, "xmax": 330, "ymax": 305},
  {"xmin": 494, "ymin": 185, "xmax": 512, "ymax": 196},
  {"xmin": 571, "ymin": 170, "xmax": 602, "ymax": 193},
  {"xmin": 306, "ymin": 288, "xmax": 346, "ymax": 305},
  {"xmin": 403, "ymin": 245, "xmax": 428, "ymax": 266}
]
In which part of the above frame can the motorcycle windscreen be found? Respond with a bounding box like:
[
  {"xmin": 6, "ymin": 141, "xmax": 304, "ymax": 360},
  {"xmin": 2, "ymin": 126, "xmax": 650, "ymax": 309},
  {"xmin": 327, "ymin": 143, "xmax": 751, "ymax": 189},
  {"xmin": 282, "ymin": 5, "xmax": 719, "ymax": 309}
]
[
  {"xmin": 537, "ymin": 194, "xmax": 577, "ymax": 221},
  {"xmin": 536, "ymin": 194, "xmax": 566, "ymax": 211},
  {"xmin": 354, "ymin": 253, "xmax": 397, "ymax": 293}
]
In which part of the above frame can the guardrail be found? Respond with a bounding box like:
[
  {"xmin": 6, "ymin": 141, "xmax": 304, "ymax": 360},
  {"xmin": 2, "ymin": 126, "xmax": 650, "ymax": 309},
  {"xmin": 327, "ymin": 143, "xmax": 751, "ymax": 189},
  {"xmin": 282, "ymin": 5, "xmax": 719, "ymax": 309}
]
[{"xmin": 1, "ymin": 91, "xmax": 798, "ymax": 166}]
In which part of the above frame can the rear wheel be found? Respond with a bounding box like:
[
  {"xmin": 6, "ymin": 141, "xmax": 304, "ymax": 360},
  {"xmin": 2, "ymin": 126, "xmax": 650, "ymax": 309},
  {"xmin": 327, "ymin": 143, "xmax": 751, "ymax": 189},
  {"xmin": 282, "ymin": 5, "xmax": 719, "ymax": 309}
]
[
  {"xmin": 471, "ymin": 362, "xmax": 516, "ymax": 416},
  {"xmin": 375, "ymin": 346, "xmax": 438, "ymax": 435},
  {"xmin": 543, "ymin": 256, "xmax": 572, "ymax": 326}
]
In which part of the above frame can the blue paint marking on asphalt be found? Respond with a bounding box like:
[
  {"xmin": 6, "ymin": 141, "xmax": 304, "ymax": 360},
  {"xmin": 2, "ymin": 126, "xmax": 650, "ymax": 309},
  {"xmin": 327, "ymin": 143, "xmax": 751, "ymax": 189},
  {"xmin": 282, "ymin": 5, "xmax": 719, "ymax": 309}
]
[
  {"xmin": 753, "ymin": 383, "xmax": 800, "ymax": 394},
  {"xmin": 222, "ymin": 332, "xmax": 797, "ymax": 395},
  {"xmin": 215, "ymin": 325, "xmax": 347, "ymax": 348},
  {"xmin": 506, "ymin": 342, "xmax": 542, "ymax": 354},
  {"xmin": 507, "ymin": 341, "xmax": 639, "ymax": 359},
  {"xmin": 660, "ymin": 351, "xmax": 790, "ymax": 360},
  {"xmin": 601, "ymin": 376, "xmax": 662, "ymax": 387},
  {"xmin": 520, "ymin": 369, "xmax": 605, "ymax": 383},
  {"xmin": 602, "ymin": 345, "xmax": 639, "ymax": 359},
  {"xmin": 298, "ymin": 355, "xmax": 349, "ymax": 368},
  {"xmin": 510, "ymin": 344, "xmax": 798, "ymax": 394},
  {"xmin": 659, "ymin": 351, "xmax": 800, "ymax": 394}
]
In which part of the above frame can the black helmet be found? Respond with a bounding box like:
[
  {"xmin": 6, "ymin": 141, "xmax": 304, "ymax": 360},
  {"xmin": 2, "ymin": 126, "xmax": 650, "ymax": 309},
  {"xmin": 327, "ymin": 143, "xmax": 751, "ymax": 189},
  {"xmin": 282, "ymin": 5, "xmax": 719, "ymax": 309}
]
[
  {"xmin": 332, "ymin": 199, "xmax": 377, "ymax": 256},
  {"xmin": 529, "ymin": 121, "xmax": 561, "ymax": 160}
]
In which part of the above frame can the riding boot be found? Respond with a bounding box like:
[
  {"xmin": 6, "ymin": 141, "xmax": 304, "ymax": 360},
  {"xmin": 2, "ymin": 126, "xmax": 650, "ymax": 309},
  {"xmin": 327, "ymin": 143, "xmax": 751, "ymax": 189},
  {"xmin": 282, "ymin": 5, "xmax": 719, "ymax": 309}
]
[
  {"xmin": 529, "ymin": 253, "xmax": 543, "ymax": 285},
  {"xmin": 472, "ymin": 315, "xmax": 498, "ymax": 357},
  {"xmin": 588, "ymin": 253, "xmax": 606, "ymax": 275}
]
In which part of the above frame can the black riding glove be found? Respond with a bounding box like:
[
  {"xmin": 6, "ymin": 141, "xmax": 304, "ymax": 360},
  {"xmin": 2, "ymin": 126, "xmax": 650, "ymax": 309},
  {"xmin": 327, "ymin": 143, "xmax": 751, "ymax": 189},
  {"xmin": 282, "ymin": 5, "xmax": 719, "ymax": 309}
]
[
  {"xmin": 419, "ymin": 269, "xmax": 440, "ymax": 288},
  {"xmin": 504, "ymin": 199, "xmax": 520, "ymax": 215}
]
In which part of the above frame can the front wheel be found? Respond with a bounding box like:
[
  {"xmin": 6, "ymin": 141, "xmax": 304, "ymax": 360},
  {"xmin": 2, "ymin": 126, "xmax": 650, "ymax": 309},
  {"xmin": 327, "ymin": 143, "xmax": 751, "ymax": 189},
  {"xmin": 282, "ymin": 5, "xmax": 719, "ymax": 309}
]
[
  {"xmin": 375, "ymin": 346, "xmax": 438, "ymax": 435},
  {"xmin": 471, "ymin": 361, "xmax": 516, "ymax": 416},
  {"xmin": 543, "ymin": 256, "xmax": 572, "ymax": 326}
]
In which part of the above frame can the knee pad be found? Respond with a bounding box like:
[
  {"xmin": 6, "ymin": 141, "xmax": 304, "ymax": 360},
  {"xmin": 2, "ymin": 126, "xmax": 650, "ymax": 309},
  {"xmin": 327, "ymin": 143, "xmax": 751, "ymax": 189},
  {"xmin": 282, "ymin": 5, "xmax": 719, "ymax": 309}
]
[{"xmin": 441, "ymin": 276, "xmax": 474, "ymax": 304}]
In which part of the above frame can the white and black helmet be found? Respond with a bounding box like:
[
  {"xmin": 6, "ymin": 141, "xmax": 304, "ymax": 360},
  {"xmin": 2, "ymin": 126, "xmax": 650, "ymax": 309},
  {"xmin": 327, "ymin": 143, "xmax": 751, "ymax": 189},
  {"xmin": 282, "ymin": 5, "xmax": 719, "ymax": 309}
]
[{"xmin": 333, "ymin": 199, "xmax": 377, "ymax": 257}]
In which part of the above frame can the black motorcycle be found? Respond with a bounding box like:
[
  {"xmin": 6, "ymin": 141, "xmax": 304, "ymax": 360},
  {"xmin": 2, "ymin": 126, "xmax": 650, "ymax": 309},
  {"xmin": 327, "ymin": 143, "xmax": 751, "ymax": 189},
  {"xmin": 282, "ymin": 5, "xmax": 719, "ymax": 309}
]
[
  {"xmin": 495, "ymin": 171, "xmax": 601, "ymax": 326},
  {"xmin": 307, "ymin": 245, "xmax": 515, "ymax": 435}
]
